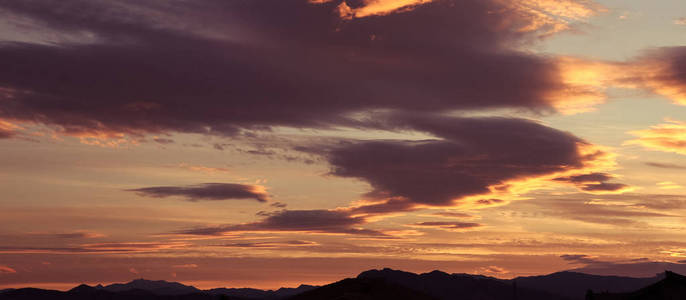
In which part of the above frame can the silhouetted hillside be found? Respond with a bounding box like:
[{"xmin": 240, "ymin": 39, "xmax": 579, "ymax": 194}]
[
  {"xmin": 0, "ymin": 285, "xmax": 224, "ymax": 300},
  {"xmin": 102, "ymin": 278, "xmax": 201, "ymax": 295},
  {"xmin": 288, "ymin": 277, "xmax": 438, "ymax": 300},
  {"xmin": 590, "ymin": 271, "xmax": 686, "ymax": 300},
  {"xmin": 207, "ymin": 285, "xmax": 317, "ymax": 299},
  {"xmin": 514, "ymin": 271, "xmax": 661, "ymax": 300},
  {"xmin": 0, "ymin": 279, "xmax": 311, "ymax": 300},
  {"xmin": 292, "ymin": 268, "xmax": 564, "ymax": 300}
]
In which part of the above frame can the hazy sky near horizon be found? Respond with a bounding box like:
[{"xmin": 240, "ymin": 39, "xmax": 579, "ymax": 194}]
[{"xmin": 2, "ymin": 0, "xmax": 686, "ymax": 290}]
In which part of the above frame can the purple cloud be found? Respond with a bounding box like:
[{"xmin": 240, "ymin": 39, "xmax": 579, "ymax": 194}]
[{"xmin": 128, "ymin": 183, "xmax": 270, "ymax": 202}]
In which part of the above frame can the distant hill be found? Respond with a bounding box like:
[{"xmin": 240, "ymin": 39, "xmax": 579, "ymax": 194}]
[
  {"xmin": 206, "ymin": 285, "xmax": 317, "ymax": 299},
  {"xmin": 101, "ymin": 278, "xmax": 201, "ymax": 295},
  {"xmin": 294, "ymin": 268, "xmax": 563, "ymax": 300},
  {"xmin": 590, "ymin": 271, "xmax": 686, "ymax": 300},
  {"xmin": 0, "ymin": 279, "xmax": 314, "ymax": 300},
  {"xmin": 0, "ymin": 285, "xmax": 219, "ymax": 300},
  {"xmin": 289, "ymin": 277, "xmax": 438, "ymax": 300},
  {"xmin": 514, "ymin": 271, "xmax": 662, "ymax": 300}
]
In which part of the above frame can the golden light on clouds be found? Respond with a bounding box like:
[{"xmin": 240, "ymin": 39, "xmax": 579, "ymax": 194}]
[
  {"xmin": 627, "ymin": 119, "xmax": 686, "ymax": 155},
  {"xmin": 550, "ymin": 57, "xmax": 620, "ymax": 114},
  {"xmin": 328, "ymin": 0, "xmax": 603, "ymax": 31},
  {"xmin": 348, "ymin": 0, "xmax": 433, "ymax": 19},
  {"xmin": 502, "ymin": 0, "xmax": 604, "ymax": 35}
]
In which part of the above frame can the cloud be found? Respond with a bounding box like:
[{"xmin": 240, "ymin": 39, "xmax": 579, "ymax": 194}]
[
  {"xmin": 412, "ymin": 221, "xmax": 482, "ymax": 231},
  {"xmin": 335, "ymin": 0, "xmax": 602, "ymax": 37},
  {"xmin": 645, "ymin": 162, "xmax": 686, "ymax": 170},
  {"xmin": 0, "ymin": 242, "xmax": 190, "ymax": 254},
  {"xmin": 0, "ymin": 0, "xmax": 607, "ymax": 142},
  {"xmin": 309, "ymin": 114, "xmax": 618, "ymax": 210},
  {"xmin": 175, "ymin": 209, "xmax": 386, "ymax": 236},
  {"xmin": 270, "ymin": 202, "xmax": 288, "ymax": 208},
  {"xmin": 476, "ymin": 265, "xmax": 509, "ymax": 275},
  {"xmin": 175, "ymin": 163, "xmax": 230, "ymax": 174},
  {"xmin": 627, "ymin": 119, "xmax": 686, "ymax": 155},
  {"xmin": 514, "ymin": 193, "xmax": 677, "ymax": 226},
  {"xmin": 28, "ymin": 231, "xmax": 105, "ymax": 239},
  {"xmin": 429, "ymin": 211, "xmax": 475, "ymax": 219},
  {"xmin": 128, "ymin": 183, "xmax": 270, "ymax": 202},
  {"xmin": 152, "ymin": 137, "xmax": 175, "ymax": 144},
  {"xmin": 0, "ymin": 119, "xmax": 18, "ymax": 138},
  {"xmin": 568, "ymin": 259, "xmax": 686, "ymax": 278},
  {"xmin": 172, "ymin": 264, "xmax": 198, "ymax": 269},
  {"xmin": 0, "ymin": 265, "xmax": 16, "ymax": 274},
  {"xmin": 560, "ymin": 254, "xmax": 599, "ymax": 264},
  {"xmin": 622, "ymin": 47, "xmax": 686, "ymax": 105},
  {"xmin": 553, "ymin": 172, "xmax": 630, "ymax": 193},
  {"xmin": 215, "ymin": 240, "xmax": 319, "ymax": 248}
]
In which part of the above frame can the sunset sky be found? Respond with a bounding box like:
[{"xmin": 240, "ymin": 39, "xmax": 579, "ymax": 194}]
[{"xmin": 2, "ymin": 0, "xmax": 686, "ymax": 291}]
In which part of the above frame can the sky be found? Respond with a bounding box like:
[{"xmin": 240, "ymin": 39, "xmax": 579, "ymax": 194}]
[{"xmin": 2, "ymin": 0, "xmax": 686, "ymax": 291}]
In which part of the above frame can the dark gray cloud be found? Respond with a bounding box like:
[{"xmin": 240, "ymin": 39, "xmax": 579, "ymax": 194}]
[
  {"xmin": 152, "ymin": 138, "xmax": 175, "ymax": 145},
  {"xmin": 310, "ymin": 114, "xmax": 607, "ymax": 208},
  {"xmin": 0, "ymin": 0, "xmax": 579, "ymax": 139},
  {"xmin": 560, "ymin": 254, "xmax": 599, "ymax": 265},
  {"xmin": 128, "ymin": 183, "xmax": 269, "ymax": 202},
  {"xmin": 553, "ymin": 172, "xmax": 629, "ymax": 192},
  {"xmin": 175, "ymin": 209, "xmax": 385, "ymax": 236},
  {"xmin": 430, "ymin": 212, "xmax": 474, "ymax": 218},
  {"xmin": 413, "ymin": 221, "xmax": 482, "ymax": 230},
  {"xmin": 215, "ymin": 240, "xmax": 317, "ymax": 248}
]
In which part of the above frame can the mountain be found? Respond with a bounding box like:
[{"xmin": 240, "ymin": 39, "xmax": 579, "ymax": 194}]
[
  {"xmin": 293, "ymin": 268, "xmax": 564, "ymax": 300},
  {"xmin": 101, "ymin": 278, "xmax": 201, "ymax": 295},
  {"xmin": 590, "ymin": 271, "xmax": 686, "ymax": 300},
  {"xmin": 0, "ymin": 284, "xmax": 223, "ymax": 300},
  {"xmin": 0, "ymin": 279, "xmax": 314, "ymax": 300},
  {"xmin": 289, "ymin": 277, "xmax": 438, "ymax": 300},
  {"xmin": 514, "ymin": 271, "xmax": 662, "ymax": 300},
  {"xmin": 207, "ymin": 284, "xmax": 317, "ymax": 299}
]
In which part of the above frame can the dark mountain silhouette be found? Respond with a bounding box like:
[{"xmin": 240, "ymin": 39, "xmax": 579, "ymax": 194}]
[
  {"xmin": 0, "ymin": 285, "xmax": 216, "ymax": 299},
  {"xmin": 293, "ymin": 268, "xmax": 563, "ymax": 300},
  {"xmin": 0, "ymin": 269, "xmax": 678, "ymax": 300},
  {"xmin": 0, "ymin": 279, "xmax": 315, "ymax": 300},
  {"xmin": 590, "ymin": 271, "xmax": 686, "ymax": 300},
  {"xmin": 207, "ymin": 285, "xmax": 317, "ymax": 299},
  {"xmin": 289, "ymin": 277, "xmax": 438, "ymax": 300},
  {"xmin": 514, "ymin": 271, "xmax": 662, "ymax": 300},
  {"xmin": 101, "ymin": 278, "xmax": 201, "ymax": 295}
]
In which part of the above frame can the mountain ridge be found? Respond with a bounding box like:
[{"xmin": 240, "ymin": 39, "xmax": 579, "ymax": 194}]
[{"xmin": 0, "ymin": 268, "xmax": 677, "ymax": 300}]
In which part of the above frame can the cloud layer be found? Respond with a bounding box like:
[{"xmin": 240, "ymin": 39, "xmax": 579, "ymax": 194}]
[
  {"xmin": 0, "ymin": 0, "xmax": 603, "ymax": 141},
  {"xmin": 176, "ymin": 209, "xmax": 384, "ymax": 236}
]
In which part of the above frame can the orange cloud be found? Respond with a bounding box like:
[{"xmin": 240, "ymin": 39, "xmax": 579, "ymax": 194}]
[
  {"xmin": 476, "ymin": 265, "xmax": 509, "ymax": 275},
  {"xmin": 345, "ymin": 0, "xmax": 433, "ymax": 19},
  {"xmin": 0, "ymin": 119, "xmax": 20, "ymax": 138},
  {"xmin": 410, "ymin": 221, "xmax": 482, "ymax": 232},
  {"xmin": 503, "ymin": 0, "xmax": 604, "ymax": 35},
  {"xmin": 332, "ymin": 0, "xmax": 603, "ymax": 37},
  {"xmin": 0, "ymin": 265, "xmax": 16, "ymax": 274},
  {"xmin": 627, "ymin": 120, "xmax": 686, "ymax": 155},
  {"xmin": 176, "ymin": 163, "xmax": 230, "ymax": 174},
  {"xmin": 172, "ymin": 264, "xmax": 199, "ymax": 269}
]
